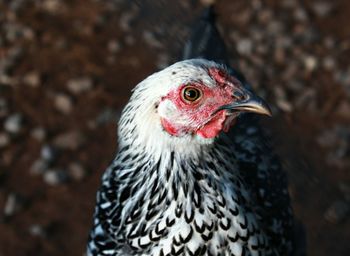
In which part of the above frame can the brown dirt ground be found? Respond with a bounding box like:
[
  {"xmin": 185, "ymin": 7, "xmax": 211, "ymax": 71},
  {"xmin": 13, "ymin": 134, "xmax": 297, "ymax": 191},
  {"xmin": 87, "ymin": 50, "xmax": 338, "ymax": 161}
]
[{"xmin": 0, "ymin": 0, "xmax": 349, "ymax": 255}]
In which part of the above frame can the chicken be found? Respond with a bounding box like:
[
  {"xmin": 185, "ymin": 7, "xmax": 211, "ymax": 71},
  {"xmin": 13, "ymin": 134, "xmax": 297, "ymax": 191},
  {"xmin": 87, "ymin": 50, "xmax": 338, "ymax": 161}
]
[{"xmin": 87, "ymin": 5, "xmax": 298, "ymax": 256}]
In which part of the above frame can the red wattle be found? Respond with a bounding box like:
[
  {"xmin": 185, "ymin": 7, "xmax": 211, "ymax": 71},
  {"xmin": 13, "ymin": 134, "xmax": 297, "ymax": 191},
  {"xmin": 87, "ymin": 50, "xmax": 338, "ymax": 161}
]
[{"xmin": 196, "ymin": 111, "xmax": 226, "ymax": 139}]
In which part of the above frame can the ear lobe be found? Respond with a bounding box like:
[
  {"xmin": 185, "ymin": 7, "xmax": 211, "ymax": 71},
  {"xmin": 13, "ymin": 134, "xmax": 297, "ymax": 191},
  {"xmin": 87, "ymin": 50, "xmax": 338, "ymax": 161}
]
[
  {"xmin": 157, "ymin": 99, "xmax": 177, "ymax": 119},
  {"xmin": 158, "ymin": 100, "xmax": 186, "ymax": 137},
  {"xmin": 161, "ymin": 118, "xmax": 182, "ymax": 136}
]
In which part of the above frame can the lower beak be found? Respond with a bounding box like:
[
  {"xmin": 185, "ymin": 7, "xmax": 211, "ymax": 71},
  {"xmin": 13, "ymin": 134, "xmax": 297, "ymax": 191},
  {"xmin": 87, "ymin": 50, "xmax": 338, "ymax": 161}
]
[{"xmin": 218, "ymin": 88, "xmax": 272, "ymax": 116}]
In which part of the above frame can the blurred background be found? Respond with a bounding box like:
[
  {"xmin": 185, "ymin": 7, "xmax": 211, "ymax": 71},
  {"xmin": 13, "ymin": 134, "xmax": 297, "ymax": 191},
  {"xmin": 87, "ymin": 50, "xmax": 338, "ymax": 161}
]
[{"xmin": 0, "ymin": 0, "xmax": 349, "ymax": 255}]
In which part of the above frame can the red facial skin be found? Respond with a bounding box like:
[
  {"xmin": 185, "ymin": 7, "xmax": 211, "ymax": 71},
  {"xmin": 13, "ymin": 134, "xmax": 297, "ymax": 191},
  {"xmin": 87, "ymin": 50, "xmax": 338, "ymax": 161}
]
[{"xmin": 160, "ymin": 68, "xmax": 240, "ymax": 138}]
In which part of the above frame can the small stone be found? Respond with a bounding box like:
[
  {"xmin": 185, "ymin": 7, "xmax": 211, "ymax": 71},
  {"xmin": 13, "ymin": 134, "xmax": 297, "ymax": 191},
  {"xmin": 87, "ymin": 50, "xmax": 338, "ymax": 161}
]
[
  {"xmin": 274, "ymin": 48, "xmax": 285, "ymax": 64},
  {"xmin": 335, "ymin": 101, "xmax": 350, "ymax": 119},
  {"xmin": 41, "ymin": 145, "xmax": 57, "ymax": 163},
  {"xmin": 125, "ymin": 35, "xmax": 135, "ymax": 46},
  {"xmin": 340, "ymin": 41, "xmax": 350, "ymax": 51},
  {"xmin": 281, "ymin": 0, "xmax": 297, "ymax": 8},
  {"xmin": 312, "ymin": 2, "xmax": 333, "ymax": 17},
  {"xmin": 9, "ymin": 0, "xmax": 27, "ymax": 11},
  {"xmin": 286, "ymin": 79, "xmax": 304, "ymax": 92},
  {"xmin": 68, "ymin": 162, "xmax": 86, "ymax": 181},
  {"xmin": 294, "ymin": 24, "xmax": 307, "ymax": 36},
  {"xmin": 107, "ymin": 40, "xmax": 121, "ymax": 53},
  {"xmin": 274, "ymin": 87, "xmax": 293, "ymax": 112},
  {"xmin": 302, "ymin": 27, "xmax": 320, "ymax": 43},
  {"xmin": 294, "ymin": 7, "xmax": 308, "ymax": 22},
  {"xmin": 43, "ymin": 169, "xmax": 67, "ymax": 186},
  {"xmin": 156, "ymin": 53, "xmax": 170, "ymax": 69},
  {"xmin": 87, "ymin": 120, "xmax": 97, "ymax": 130},
  {"xmin": 229, "ymin": 31, "xmax": 240, "ymax": 42},
  {"xmin": 125, "ymin": 56, "xmax": 140, "ymax": 67},
  {"xmin": 1, "ymin": 46, "xmax": 23, "ymax": 71},
  {"xmin": 0, "ymin": 133, "xmax": 10, "ymax": 148},
  {"xmin": 324, "ymin": 36, "xmax": 335, "ymax": 49},
  {"xmin": 31, "ymin": 127, "xmax": 46, "ymax": 141},
  {"xmin": 74, "ymin": 22, "xmax": 93, "ymax": 36},
  {"xmin": 256, "ymin": 44, "xmax": 267, "ymax": 55},
  {"xmin": 318, "ymin": 125, "xmax": 349, "ymax": 168},
  {"xmin": 294, "ymin": 88, "xmax": 316, "ymax": 109},
  {"xmin": 335, "ymin": 70, "xmax": 350, "ymax": 85},
  {"xmin": 4, "ymin": 113, "xmax": 23, "ymax": 134},
  {"xmin": 4, "ymin": 22, "xmax": 26, "ymax": 42},
  {"xmin": 23, "ymin": 71, "xmax": 40, "ymax": 87},
  {"xmin": 54, "ymin": 38, "xmax": 68, "ymax": 50},
  {"xmin": 53, "ymin": 130, "xmax": 85, "ymax": 150},
  {"xmin": 304, "ymin": 55, "xmax": 318, "ymax": 72},
  {"xmin": 257, "ymin": 9, "xmax": 272, "ymax": 24},
  {"xmin": 200, "ymin": 0, "xmax": 216, "ymax": 5},
  {"xmin": 334, "ymin": 140, "xmax": 348, "ymax": 159},
  {"xmin": 267, "ymin": 20, "xmax": 284, "ymax": 35},
  {"xmin": 22, "ymin": 27, "xmax": 35, "ymax": 40},
  {"xmin": 107, "ymin": 56, "xmax": 115, "ymax": 65},
  {"xmin": 250, "ymin": 55, "xmax": 264, "ymax": 67},
  {"xmin": 334, "ymin": 69, "xmax": 350, "ymax": 89},
  {"xmin": 30, "ymin": 159, "xmax": 49, "ymax": 175},
  {"xmin": 236, "ymin": 38, "xmax": 253, "ymax": 56},
  {"xmin": 250, "ymin": 27, "xmax": 264, "ymax": 43},
  {"xmin": 94, "ymin": 13, "xmax": 108, "ymax": 26},
  {"xmin": 322, "ymin": 56, "xmax": 336, "ymax": 70},
  {"xmin": 2, "ymin": 150, "xmax": 13, "ymax": 166},
  {"xmin": 252, "ymin": 0, "xmax": 262, "ymax": 10},
  {"xmin": 143, "ymin": 31, "xmax": 163, "ymax": 49},
  {"xmin": 275, "ymin": 36, "xmax": 293, "ymax": 49},
  {"xmin": 0, "ymin": 98, "xmax": 8, "ymax": 117},
  {"xmin": 54, "ymin": 93, "xmax": 73, "ymax": 114},
  {"xmin": 274, "ymin": 86, "xmax": 287, "ymax": 99},
  {"xmin": 233, "ymin": 9, "xmax": 251, "ymax": 26},
  {"xmin": 67, "ymin": 77, "xmax": 93, "ymax": 94},
  {"xmin": 4, "ymin": 193, "xmax": 21, "ymax": 217},
  {"xmin": 276, "ymin": 99, "xmax": 293, "ymax": 112},
  {"xmin": 41, "ymin": 0, "xmax": 62, "ymax": 14},
  {"xmin": 324, "ymin": 200, "xmax": 350, "ymax": 224},
  {"xmin": 0, "ymin": 75, "xmax": 17, "ymax": 86},
  {"xmin": 316, "ymin": 129, "xmax": 338, "ymax": 147},
  {"xmin": 326, "ymin": 151, "xmax": 348, "ymax": 169},
  {"xmin": 95, "ymin": 108, "xmax": 119, "ymax": 126},
  {"xmin": 119, "ymin": 12, "xmax": 134, "ymax": 32},
  {"xmin": 29, "ymin": 224, "xmax": 46, "ymax": 237}
]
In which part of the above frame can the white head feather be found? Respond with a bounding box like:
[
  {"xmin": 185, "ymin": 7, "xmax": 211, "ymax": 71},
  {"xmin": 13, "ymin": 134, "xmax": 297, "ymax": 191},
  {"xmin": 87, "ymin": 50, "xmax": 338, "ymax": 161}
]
[{"xmin": 118, "ymin": 59, "xmax": 227, "ymax": 156}]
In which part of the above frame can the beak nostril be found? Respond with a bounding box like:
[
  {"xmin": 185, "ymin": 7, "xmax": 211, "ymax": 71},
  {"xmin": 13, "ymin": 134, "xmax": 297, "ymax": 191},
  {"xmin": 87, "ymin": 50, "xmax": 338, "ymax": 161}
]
[
  {"xmin": 233, "ymin": 91, "xmax": 245, "ymax": 101},
  {"xmin": 220, "ymin": 88, "xmax": 272, "ymax": 117}
]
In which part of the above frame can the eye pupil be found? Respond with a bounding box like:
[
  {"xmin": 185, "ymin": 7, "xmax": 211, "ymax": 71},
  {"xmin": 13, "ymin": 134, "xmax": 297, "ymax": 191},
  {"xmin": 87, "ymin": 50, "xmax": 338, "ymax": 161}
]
[
  {"xmin": 183, "ymin": 87, "xmax": 201, "ymax": 102},
  {"xmin": 186, "ymin": 90, "xmax": 197, "ymax": 98}
]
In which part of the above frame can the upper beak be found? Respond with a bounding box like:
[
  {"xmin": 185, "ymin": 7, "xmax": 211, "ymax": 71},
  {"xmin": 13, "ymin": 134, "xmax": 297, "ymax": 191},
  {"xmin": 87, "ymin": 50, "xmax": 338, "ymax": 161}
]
[{"xmin": 217, "ymin": 88, "xmax": 272, "ymax": 117}]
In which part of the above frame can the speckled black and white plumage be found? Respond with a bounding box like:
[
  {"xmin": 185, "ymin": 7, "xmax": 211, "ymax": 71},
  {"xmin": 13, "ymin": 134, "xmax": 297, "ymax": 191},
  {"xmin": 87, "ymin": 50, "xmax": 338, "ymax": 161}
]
[{"xmin": 87, "ymin": 5, "xmax": 296, "ymax": 256}]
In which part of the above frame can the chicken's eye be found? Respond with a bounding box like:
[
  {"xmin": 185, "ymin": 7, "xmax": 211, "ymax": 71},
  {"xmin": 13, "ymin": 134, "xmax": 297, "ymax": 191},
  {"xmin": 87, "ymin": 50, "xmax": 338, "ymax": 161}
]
[{"xmin": 182, "ymin": 87, "xmax": 202, "ymax": 102}]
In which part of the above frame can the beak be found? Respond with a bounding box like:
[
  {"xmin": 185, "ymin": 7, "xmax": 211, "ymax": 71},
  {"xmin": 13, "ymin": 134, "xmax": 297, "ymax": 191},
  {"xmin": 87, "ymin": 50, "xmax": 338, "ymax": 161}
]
[{"xmin": 217, "ymin": 88, "xmax": 272, "ymax": 117}]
